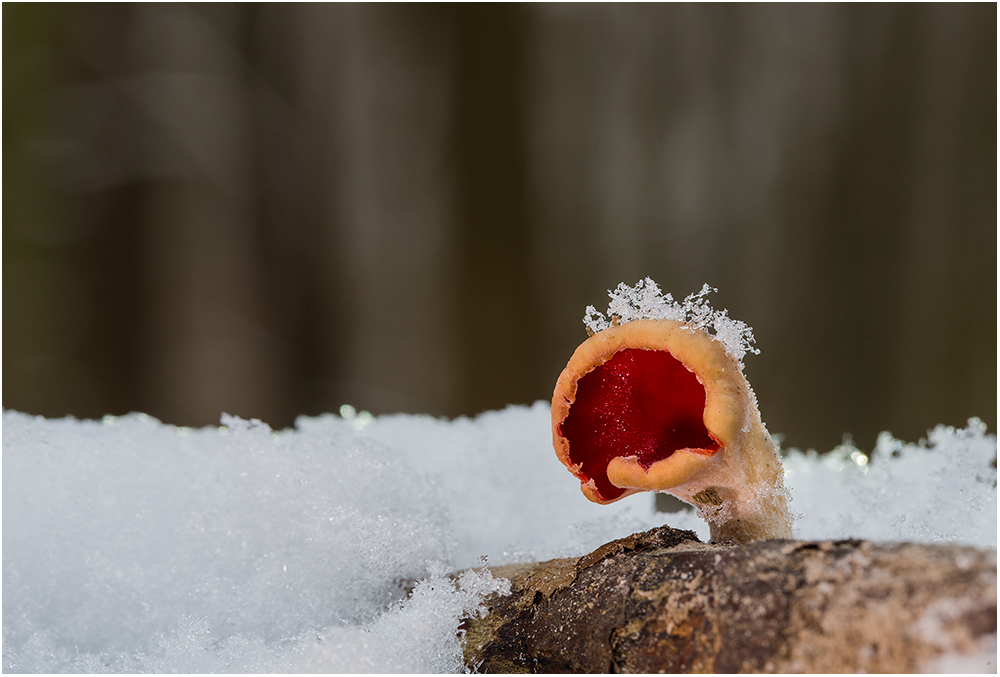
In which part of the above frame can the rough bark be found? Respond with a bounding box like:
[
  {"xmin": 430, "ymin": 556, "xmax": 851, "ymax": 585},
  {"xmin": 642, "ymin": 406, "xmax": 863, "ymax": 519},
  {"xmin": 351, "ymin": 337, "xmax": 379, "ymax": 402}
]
[{"xmin": 462, "ymin": 525, "xmax": 997, "ymax": 673}]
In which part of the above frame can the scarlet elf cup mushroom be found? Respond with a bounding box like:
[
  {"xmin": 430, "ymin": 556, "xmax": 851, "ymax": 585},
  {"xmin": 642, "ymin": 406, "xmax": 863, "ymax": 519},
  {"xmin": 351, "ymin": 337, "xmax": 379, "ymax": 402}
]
[{"xmin": 551, "ymin": 280, "xmax": 793, "ymax": 544}]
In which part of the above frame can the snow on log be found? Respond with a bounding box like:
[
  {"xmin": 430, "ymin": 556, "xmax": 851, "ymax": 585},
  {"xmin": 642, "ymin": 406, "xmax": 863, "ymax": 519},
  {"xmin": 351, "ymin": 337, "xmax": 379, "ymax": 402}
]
[{"xmin": 462, "ymin": 525, "xmax": 996, "ymax": 673}]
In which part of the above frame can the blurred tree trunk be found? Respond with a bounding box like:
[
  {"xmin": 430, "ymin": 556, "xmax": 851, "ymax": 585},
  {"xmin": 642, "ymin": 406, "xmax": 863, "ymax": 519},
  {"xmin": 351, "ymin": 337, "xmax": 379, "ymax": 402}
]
[
  {"xmin": 452, "ymin": 4, "xmax": 539, "ymax": 417},
  {"xmin": 463, "ymin": 526, "xmax": 997, "ymax": 673}
]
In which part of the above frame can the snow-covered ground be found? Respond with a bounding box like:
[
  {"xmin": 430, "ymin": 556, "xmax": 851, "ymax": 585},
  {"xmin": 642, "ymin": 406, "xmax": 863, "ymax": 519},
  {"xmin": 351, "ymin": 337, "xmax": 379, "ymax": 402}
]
[
  {"xmin": 3, "ymin": 282, "xmax": 995, "ymax": 672},
  {"xmin": 2, "ymin": 406, "xmax": 995, "ymax": 672}
]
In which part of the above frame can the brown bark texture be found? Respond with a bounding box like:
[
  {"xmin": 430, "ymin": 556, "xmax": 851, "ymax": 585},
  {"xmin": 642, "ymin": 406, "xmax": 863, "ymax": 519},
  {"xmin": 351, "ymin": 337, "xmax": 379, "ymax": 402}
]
[{"xmin": 462, "ymin": 525, "xmax": 996, "ymax": 673}]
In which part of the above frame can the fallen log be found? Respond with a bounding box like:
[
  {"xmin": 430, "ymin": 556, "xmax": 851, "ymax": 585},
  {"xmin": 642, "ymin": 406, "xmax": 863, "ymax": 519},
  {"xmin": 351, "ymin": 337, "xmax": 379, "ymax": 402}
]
[{"xmin": 462, "ymin": 525, "xmax": 996, "ymax": 673}]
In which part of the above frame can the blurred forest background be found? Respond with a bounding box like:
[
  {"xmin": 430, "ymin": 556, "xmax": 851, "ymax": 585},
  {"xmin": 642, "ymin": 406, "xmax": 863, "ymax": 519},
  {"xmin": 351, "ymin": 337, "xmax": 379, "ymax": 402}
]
[{"xmin": 4, "ymin": 4, "xmax": 996, "ymax": 454}]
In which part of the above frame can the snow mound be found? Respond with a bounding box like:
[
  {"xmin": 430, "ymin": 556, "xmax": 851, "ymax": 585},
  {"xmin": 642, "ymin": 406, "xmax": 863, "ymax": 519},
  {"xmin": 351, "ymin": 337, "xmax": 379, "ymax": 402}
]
[
  {"xmin": 2, "ymin": 406, "xmax": 995, "ymax": 672},
  {"xmin": 786, "ymin": 417, "xmax": 997, "ymax": 546}
]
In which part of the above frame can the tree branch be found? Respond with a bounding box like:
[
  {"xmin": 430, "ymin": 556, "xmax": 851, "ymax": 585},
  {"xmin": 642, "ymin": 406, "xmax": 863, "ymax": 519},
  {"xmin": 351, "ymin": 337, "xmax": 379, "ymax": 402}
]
[{"xmin": 463, "ymin": 525, "xmax": 996, "ymax": 673}]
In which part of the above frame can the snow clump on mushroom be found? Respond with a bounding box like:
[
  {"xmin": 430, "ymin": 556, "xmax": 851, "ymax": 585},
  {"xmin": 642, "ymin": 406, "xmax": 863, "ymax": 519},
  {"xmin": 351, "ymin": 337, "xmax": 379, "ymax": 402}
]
[{"xmin": 583, "ymin": 278, "xmax": 759, "ymax": 363}]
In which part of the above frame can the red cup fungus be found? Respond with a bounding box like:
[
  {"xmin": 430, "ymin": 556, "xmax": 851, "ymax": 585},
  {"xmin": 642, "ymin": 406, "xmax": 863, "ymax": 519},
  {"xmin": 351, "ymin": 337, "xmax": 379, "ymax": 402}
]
[{"xmin": 552, "ymin": 318, "xmax": 793, "ymax": 543}]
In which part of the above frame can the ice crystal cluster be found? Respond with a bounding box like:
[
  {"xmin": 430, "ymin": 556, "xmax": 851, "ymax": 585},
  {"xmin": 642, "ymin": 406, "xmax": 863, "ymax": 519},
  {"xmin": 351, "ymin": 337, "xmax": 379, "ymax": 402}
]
[{"xmin": 584, "ymin": 278, "xmax": 759, "ymax": 363}]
